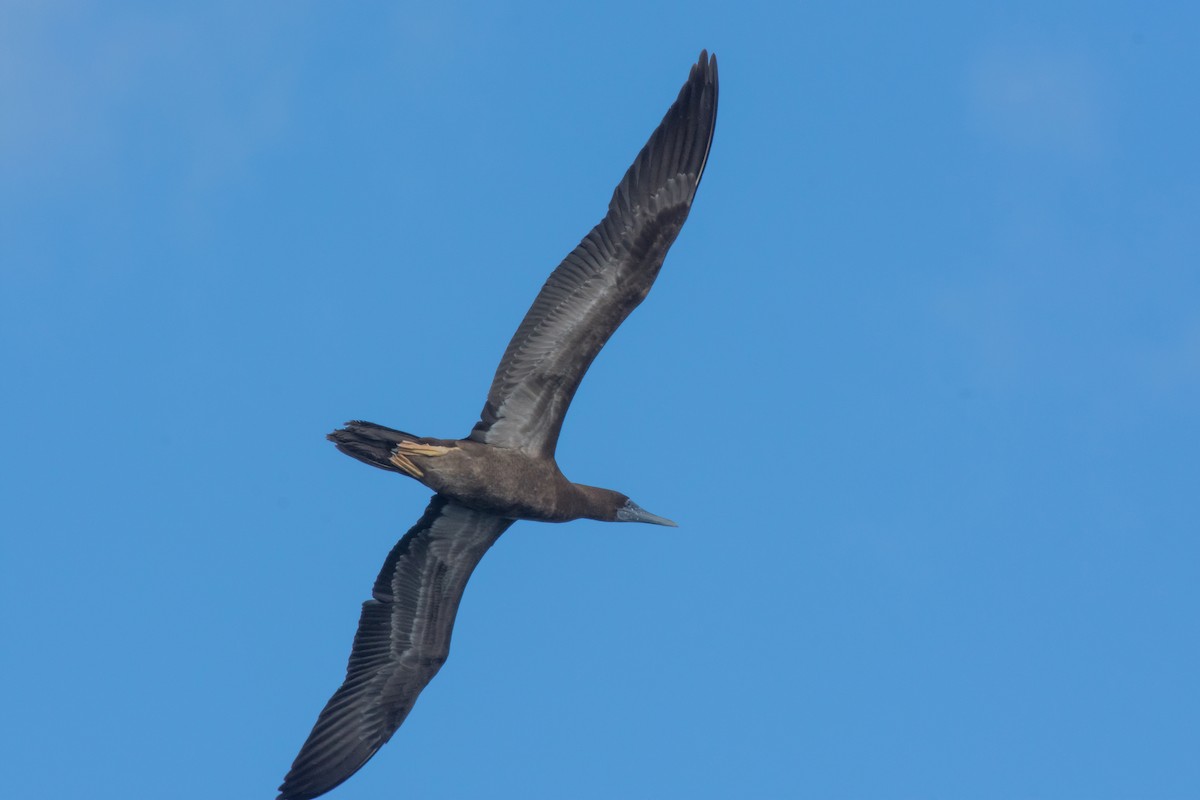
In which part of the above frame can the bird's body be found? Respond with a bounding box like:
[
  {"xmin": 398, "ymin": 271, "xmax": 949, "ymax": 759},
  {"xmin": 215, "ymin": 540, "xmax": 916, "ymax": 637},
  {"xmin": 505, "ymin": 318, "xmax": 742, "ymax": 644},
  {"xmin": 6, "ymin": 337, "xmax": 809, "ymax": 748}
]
[
  {"xmin": 329, "ymin": 422, "xmax": 636, "ymax": 523},
  {"xmin": 279, "ymin": 51, "xmax": 718, "ymax": 800}
]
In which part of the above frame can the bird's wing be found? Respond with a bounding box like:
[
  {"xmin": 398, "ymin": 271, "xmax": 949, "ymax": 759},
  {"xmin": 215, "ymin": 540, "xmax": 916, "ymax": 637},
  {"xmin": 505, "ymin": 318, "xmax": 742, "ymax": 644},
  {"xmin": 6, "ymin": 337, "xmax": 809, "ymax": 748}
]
[
  {"xmin": 278, "ymin": 497, "xmax": 514, "ymax": 800},
  {"xmin": 468, "ymin": 51, "xmax": 718, "ymax": 457}
]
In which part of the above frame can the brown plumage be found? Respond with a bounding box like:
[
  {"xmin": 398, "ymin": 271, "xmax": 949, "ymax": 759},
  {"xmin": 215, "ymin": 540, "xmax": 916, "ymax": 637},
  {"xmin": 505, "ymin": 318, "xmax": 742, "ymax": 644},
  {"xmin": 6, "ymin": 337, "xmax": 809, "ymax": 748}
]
[{"xmin": 278, "ymin": 51, "xmax": 717, "ymax": 800}]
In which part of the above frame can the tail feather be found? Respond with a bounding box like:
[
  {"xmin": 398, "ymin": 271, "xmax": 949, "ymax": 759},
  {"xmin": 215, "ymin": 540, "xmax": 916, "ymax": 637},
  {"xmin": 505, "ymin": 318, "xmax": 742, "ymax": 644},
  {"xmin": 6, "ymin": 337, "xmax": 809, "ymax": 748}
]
[{"xmin": 327, "ymin": 421, "xmax": 420, "ymax": 473}]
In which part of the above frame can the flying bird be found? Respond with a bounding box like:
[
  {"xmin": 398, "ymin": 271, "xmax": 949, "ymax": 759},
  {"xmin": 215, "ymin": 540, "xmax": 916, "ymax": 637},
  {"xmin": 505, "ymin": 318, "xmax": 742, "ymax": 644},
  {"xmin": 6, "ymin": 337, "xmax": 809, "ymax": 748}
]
[{"xmin": 278, "ymin": 51, "xmax": 718, "ymax": 800}]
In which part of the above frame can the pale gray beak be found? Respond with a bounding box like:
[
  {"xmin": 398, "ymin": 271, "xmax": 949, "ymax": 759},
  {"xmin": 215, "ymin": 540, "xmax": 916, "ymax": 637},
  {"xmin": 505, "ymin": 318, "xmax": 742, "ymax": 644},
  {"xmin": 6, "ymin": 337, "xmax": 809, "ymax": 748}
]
[{"xmin": 616, "ymin": 500, "xmax": 678, "ymax": 527}]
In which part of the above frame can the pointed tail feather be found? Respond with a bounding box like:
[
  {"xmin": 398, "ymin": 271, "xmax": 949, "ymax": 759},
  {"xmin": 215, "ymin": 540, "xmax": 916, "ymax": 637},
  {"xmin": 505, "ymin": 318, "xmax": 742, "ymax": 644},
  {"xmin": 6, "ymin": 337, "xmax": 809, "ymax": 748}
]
[{"xmin": 327, "ymin": 421, "xmax": 420, "ymax": 473}]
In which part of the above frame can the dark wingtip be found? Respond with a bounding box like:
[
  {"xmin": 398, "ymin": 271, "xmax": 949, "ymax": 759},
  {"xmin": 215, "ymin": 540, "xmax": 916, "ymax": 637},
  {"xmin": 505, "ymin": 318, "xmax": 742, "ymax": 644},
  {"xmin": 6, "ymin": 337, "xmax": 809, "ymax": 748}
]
[
  {"xmin": 607, "ymin": 48, "xmax": 719, "ymax": 218},
  {"xmin": 691, "ymin": 49, "xmax": 717, "ymax": 89}
]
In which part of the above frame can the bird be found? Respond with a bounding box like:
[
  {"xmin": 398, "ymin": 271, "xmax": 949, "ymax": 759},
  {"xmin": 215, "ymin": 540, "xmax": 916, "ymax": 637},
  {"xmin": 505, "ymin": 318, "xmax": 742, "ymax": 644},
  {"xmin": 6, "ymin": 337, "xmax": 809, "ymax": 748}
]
[{"xmin": 278, "ymin": 51, "xmax": 718, "ymax": 800}]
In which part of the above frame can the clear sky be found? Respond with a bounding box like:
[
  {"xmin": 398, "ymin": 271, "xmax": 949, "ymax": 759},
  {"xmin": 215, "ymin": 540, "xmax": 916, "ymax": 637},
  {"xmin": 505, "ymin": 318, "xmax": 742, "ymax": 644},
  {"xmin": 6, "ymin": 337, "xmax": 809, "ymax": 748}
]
[{"xmin": 3, "ymin": 2, "xmax": 1198, "ymax": 798}]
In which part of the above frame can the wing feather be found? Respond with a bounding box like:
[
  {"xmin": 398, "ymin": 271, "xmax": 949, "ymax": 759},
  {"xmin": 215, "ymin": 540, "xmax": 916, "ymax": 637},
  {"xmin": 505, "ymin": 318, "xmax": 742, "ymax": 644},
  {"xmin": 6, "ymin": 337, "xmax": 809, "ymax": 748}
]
[
  {"xmin": 468, "ymin": 51, "xmax": 718, "ymax": 456},
  {"xmin": 277, "ymin": 497, "xmax": 514, "ymax": 800}
]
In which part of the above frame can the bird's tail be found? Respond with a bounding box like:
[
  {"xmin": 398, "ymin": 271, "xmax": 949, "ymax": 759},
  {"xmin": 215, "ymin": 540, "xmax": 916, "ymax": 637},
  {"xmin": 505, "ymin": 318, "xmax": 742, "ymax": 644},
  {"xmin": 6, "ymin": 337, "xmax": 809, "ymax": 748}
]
[{"xmin": 327, "ymin": 421, "xmax": 426, "ymax": 474}]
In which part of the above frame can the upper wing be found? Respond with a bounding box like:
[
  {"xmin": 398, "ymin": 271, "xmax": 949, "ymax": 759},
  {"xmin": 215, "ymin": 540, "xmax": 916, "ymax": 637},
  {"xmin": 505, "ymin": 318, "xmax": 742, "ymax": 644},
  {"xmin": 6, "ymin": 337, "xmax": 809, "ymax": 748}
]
[
  {"xmin": 278, "ymin": 497, "xmax": 514, "ymax": 800},
  {"xmin": 468, "ymin": 51, "xmax": 718, "ymax": 457}
]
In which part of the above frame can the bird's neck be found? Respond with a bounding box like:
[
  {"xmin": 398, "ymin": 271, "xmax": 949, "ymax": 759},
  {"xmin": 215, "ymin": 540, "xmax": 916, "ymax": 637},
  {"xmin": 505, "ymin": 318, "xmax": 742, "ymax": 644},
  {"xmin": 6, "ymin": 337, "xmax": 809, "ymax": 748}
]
[{"xmin": 570, "ymin": 484, "xmax": 627, "ymax": 522}]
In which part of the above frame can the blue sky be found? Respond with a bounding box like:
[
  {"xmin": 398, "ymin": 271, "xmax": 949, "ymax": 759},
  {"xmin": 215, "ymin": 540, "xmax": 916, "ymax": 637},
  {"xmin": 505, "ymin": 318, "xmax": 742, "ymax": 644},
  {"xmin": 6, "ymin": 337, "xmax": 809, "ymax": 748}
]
[{"xmin": 3, "ymin": 2, "xmax": 1198, "ymax": 798}]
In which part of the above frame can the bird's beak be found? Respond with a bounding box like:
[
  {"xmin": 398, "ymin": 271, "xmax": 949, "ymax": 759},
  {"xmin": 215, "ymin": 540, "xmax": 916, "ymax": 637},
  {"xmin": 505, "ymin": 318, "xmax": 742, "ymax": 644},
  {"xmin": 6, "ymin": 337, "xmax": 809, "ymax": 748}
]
[{"xmin": 616, "ymin": 500, "xmax": 678, "ymax": 527}]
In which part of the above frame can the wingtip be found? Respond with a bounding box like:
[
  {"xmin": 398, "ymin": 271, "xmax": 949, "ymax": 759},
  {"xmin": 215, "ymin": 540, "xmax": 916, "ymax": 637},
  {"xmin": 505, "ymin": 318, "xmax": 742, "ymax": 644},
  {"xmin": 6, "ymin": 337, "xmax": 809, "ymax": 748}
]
[{"xmin": 693, "ymin": 49, "xmax": 717, "ymax": 82}]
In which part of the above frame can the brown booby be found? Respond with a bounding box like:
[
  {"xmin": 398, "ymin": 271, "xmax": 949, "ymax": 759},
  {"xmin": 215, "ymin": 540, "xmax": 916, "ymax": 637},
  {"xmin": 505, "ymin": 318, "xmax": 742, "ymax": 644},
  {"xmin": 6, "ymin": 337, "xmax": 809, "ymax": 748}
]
[{"xmin": 278, "ymin": 51, "xmax": 718, "ymax": 800}]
